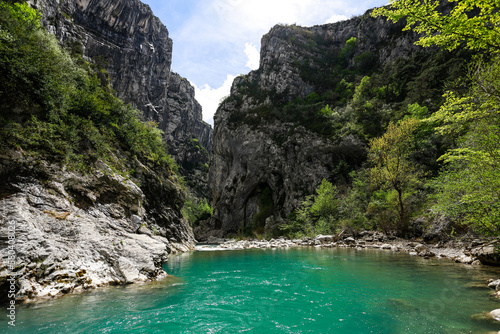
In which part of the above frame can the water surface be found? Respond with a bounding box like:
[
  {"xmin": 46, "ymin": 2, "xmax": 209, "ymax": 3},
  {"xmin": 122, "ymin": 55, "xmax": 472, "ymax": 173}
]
[{"xmin": 2, "ymin": 248, "xmax": 500, "ymax": 333}]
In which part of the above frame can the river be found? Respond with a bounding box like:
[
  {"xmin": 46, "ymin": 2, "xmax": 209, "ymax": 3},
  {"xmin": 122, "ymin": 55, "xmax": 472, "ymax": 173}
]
[{"xmin": 2, "ymin": 247, "xmax": 500, "ymax": 333}]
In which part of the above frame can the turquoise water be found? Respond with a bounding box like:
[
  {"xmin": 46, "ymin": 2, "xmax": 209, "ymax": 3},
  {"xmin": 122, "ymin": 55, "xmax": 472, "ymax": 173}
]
[{"xmin": 2, "ymin": 248, "xmax": 500, "ymax": 333}]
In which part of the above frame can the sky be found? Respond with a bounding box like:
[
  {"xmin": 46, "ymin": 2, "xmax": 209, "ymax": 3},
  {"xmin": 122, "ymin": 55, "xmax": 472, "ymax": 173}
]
[{"xmin": 141, "ymin": 0, "xmax": 388, "ymax": 125}]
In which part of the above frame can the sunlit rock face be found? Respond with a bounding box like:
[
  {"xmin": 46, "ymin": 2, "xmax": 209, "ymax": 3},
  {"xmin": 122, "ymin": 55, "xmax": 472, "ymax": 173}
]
[
  {"xmin": 0, "ymin": 151, "xmax": 196, "ymax": 302},
  {"xmin": 0, "ymin": 0, "xmax": 217, "ymax": 302}
]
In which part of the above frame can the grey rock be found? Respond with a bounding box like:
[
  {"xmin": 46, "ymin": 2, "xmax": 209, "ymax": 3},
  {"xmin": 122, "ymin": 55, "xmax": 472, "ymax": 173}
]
[
  {"xmin": 489, "ymin": 309, "xmax": 500, "ymax": 322},
  {"xmin": 316, "ymin": 235, "xmax": 335, "ymax": 244},
  {"xmin": 345, "ymin": 237, "xmax": 356, "ymax": 245},
  {"xmin": 131, "ymin": 215, "xmax": 143, "ymax": 229},
  {"xmin": 454, "ymin": 255, "xmax": 475, "ymax": 264},
  {"xmin": 138, "ymin": 225, "xmax": 153, "ymax": 237},
  {"xmin": 470, "ymin": 244, "xmax": 500, "ymax": 266},
  {"xmin": 423, "ymin": 215, "xmax": 458, "ymax": 242},
  {"xmin": 414, "ymin": 244, "xmax": 429, "ymax": 253},
  {"xmin": 420, "ymin": 250, "xmax": 436, "ymax": 258},
  {"xmin": 0, "ymin": 155, "xmax": 195, "ymax": 302},
  {"xmin": 488, "ymin": 279, "xmax": 500, "ymax": 290}
]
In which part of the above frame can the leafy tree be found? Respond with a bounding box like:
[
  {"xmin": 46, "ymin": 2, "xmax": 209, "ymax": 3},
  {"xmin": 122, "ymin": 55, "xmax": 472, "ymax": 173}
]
[
  {"xmin": 0, "ymin": 2, "xmax": 177, "ymax": 171},
  {"xmin": 368, "ymin": 118, "xmax": 423, "ymax": 230},
  {"xmin": 280, "ymin": 179, "xmax": 339, "ymax": 238},
  {"xmin": 372, "ymin": 0, "xmax": 500, "ymax": 52},
  {"xmin": 373, "ymin": 0, "xmax": 500, "ymax": 235},
  {"xmin": 310, "ymin": 179, "xmax": 339, "ymax": 219},
  {"xmin": 182, "ymin": 193, "xmax": 213, "ymax": 226},
  {"xmin": 428, "ymin": 61, "xmax": 500, "ymax": 234}
]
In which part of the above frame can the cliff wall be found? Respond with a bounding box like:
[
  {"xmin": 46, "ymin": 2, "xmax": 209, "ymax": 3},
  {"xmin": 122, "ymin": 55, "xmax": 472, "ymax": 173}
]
[
  {"xmin": 204, "ymin": 5, "xmax": 459, "ymax": 238},
  {"xmin": 28, "ymin": 0, "xmax": 212, "ymax": 194}
]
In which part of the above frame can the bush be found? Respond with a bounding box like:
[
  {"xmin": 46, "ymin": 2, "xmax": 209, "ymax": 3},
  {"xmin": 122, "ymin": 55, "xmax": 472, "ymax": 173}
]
[
  {"xmin": 182, "ymin": 193, "xmax": 213, "ymax": 226},
  {"xmin": 280, "ymin": 179, "xmax": 339, "ymax": 238}
]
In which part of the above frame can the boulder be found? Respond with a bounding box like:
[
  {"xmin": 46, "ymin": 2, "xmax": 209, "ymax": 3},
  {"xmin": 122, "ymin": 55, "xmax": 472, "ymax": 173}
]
[
  {"xmin": 470, "ymin": 244, "xmax": 500, "ymax": 266},
  {"xmin": 345, "ymin": 237, "xmax": 356, "ymax": 245},
  {"xmin": 316, "ymin": 235, "xmax": 335, "ymax": 244}
]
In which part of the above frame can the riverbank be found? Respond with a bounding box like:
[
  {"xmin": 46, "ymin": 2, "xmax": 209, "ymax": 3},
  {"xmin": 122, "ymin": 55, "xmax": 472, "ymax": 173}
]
[
  {"xmin": 0, "ymin": 154, "xmax": 196, "ymax": 304},
  {"xmin": 200, "ymin": 232, "xmax": 480, "ymax": 264}
]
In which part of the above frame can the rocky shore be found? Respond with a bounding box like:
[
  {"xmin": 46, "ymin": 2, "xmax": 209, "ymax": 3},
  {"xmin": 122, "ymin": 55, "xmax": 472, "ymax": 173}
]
[
  {"xmin": 199, "ymin": 231, "xmax": 494, "ymax": 266},
  {"xmin": 0, "ymin": 153, "xmax": 196, "ymax": 303}
]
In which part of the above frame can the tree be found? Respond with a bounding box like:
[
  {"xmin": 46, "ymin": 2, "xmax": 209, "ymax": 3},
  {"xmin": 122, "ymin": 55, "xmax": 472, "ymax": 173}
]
[
  {"xmin": 280, "ymin": 179, "xmax": 339, "ymax": 238},
  {"xmin": 310, "ymin": 179, "xmax": 339, "ymax": 219},
  {"xmin": 428, "ymin": 60, "xmax": 500, "ymax": 234},
  {"xmin": 373, "ymin": 0, "xmax": 500, "ymax": 235},
  {"xmin": 368, "ymin": 118, "xmax": 423, "ymax": 230},
  {"xmin": 372, "ymin": 0, "xmax": 500, "ymax": 53}
]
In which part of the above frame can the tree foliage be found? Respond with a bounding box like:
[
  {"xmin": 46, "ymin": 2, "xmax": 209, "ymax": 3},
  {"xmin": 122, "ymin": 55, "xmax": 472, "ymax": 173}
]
[
  {"xmin": 182, "ymin": 192, "xmax": 214, "ymax": 226},
  {"xmin": 375, "ymin": 0, "xmax": 500, "ymax": 236},
  {"xmin": 429, "ymin": 60, "xmax": 500, "ymax": 234},
  {"xmin": 372, "ymin": 0, "xmax": 500, "ymax": 52},
  {"xmin": 280, "ymin": 179, "xmax": 339, "ymax": 238},
  {"xmin": 0, "ymin": 1, "xmax": 177, "ymax": 173},
  {"xmin": 368, "ymin": 118, "xmax": 423, "ymax": 230}
]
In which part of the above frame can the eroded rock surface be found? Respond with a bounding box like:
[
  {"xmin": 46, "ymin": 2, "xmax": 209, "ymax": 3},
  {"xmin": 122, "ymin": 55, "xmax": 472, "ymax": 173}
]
[
  {"xmin": 0, "ymin": 152, "xmax": 195, "ymax": 302},
  {"xmin": 207, "ymin": 11, "xmax": 427, "ymax": 236}
]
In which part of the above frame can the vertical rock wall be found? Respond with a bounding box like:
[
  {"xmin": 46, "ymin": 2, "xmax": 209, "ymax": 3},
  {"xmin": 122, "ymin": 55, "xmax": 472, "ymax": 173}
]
[{"xmin": 28, "ymin": 0, "xmax": 212, "ymax": 193}]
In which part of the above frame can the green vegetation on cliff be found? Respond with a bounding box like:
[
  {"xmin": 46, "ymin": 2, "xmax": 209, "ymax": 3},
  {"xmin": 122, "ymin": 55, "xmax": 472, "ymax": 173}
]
[
  {"xmin": 0, "ymin": 1, "xmax": 177, "ymax": 174},
  {"xmin": 278, "ymin": 0, "xmax": 500, "ymax": 238}
]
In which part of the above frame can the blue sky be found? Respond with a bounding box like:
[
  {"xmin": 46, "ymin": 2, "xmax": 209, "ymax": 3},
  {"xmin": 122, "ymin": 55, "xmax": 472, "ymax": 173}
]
[{"xmin": 141, "ymin": 0, "xmax": 388, "ymax": 125}]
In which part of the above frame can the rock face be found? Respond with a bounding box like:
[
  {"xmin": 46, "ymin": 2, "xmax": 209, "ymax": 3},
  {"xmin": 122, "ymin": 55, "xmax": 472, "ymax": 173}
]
[
  {"xmin": 28, "ymin": 0, "xmax": 212, "ymax": 196},
  {"xmin": 0, "ymin": 151, "xmax": 195, "ymax": 302},
  {"xmin": 207, "ymin": 10, "xmax": 440, "ymax": 237}
]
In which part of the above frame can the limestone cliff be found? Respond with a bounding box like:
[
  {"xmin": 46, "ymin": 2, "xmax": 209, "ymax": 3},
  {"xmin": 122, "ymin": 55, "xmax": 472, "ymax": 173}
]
[
  {"xmin": 0, "ymin": 0, "xmax": 206, "ymax": 302},
  {"xmin": 28, "ymin": 0, "xmax": 212, "ymax": 195},
  {"xmin": 205, "ymin": 5, "xmax": 461, "ymax": 239}
]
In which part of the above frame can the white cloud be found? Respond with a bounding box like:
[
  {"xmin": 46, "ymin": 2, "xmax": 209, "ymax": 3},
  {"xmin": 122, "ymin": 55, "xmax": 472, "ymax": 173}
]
[
  {"xmin": 325, "ymin": 14, "xmax": 348, "ymax": 24},
  {"xmin": 193, "ymin": 74, "xmax": 236, "ymax": 126},
  {"xmin": 244, "ymin": 42, "xmax": 260, "ymax": 70}
]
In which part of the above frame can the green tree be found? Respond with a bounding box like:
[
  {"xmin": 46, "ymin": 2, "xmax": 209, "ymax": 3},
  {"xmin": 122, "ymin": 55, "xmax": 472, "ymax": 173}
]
[
  {"xmin": 310, "ymin": 179, "xmax": 339, "ymax": 219},
  {"xmin": 280, "ymin": 179, "xmax": 339, "ymax": 238},
  {"xmin": 374, "ymin": 0, "xmax": 500, "ymax": 235},
  {"xmin": 0, "ymin": 2, "xmax": 177, "ymax": 170},
  {"xmin": 368, "ymin": 118, "xmax": 423, "ymax": 230},
  {"xmin": 428, "ymin": 61, "xmax": 500, "ymax": 234},
  {"xmin": 182, "ymin": 193, "xmax": 213, "ymax": 226},
  {"xmin": 372, "ymin": 0, "xmax": 500, "ymax": 52}
]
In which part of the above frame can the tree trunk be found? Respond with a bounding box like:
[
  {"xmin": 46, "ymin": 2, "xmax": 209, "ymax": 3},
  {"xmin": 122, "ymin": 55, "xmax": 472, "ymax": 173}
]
[{"xmin": 397, "ymin": 187, "xmax": 405, "ymax": 231}]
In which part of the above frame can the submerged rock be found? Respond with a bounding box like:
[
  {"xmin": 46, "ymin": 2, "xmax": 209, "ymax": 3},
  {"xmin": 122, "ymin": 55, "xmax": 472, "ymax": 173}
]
[{"xmin": 471, "ymin": 309, "xmax": 500, "ymax": 323}]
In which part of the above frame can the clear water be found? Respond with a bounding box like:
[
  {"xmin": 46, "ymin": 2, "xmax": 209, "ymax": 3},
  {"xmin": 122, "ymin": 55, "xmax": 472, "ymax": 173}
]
[{"xmin": 2, "ymin": 248, "xmax": 500, "ymax": 333}]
